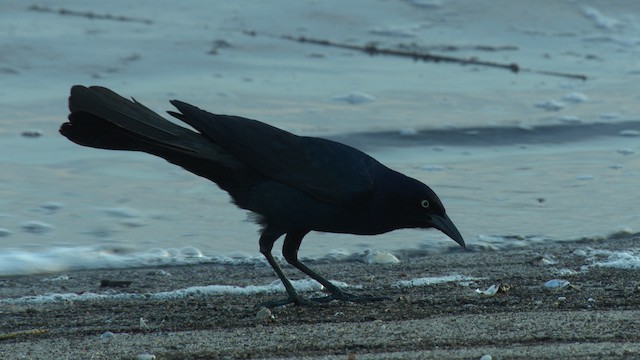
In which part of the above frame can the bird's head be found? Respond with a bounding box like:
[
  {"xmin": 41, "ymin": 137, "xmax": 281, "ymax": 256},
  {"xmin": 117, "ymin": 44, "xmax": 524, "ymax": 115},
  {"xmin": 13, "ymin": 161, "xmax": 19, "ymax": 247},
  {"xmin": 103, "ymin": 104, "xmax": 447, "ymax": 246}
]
[
  {"xmin": 390, "ymin": 175, "xmax": 465, "ymax": 249},
  {"xmin": 418, "ymin": 188, "xmax": 465, "ymax": 249}
]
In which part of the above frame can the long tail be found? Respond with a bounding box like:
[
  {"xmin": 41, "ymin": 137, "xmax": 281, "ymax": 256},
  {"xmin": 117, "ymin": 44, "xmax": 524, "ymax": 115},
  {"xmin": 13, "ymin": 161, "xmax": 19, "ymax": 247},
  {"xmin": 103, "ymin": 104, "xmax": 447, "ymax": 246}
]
[{"xmin": 60, "ymin": 85, "xmax": 241, "ymax": 187}]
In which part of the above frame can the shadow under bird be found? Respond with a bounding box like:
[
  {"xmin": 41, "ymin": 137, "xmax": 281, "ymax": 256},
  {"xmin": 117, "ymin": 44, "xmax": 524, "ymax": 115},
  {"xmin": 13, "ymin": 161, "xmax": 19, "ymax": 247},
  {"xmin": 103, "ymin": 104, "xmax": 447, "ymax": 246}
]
[{"xmin": 60, "ymin": 85, "xmax": 465, "ymax": 307}]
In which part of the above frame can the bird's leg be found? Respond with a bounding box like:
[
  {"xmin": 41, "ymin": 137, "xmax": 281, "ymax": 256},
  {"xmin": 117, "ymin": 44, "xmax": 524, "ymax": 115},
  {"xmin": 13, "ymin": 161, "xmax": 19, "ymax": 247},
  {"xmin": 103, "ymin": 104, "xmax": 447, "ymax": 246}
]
[
  {"xmin": 282, "ymin": 231, "xmax": 388, "ymax": 304},
  {"xmin": 257, "ymin": 231, "xmax": 311, "ymax": 308}
]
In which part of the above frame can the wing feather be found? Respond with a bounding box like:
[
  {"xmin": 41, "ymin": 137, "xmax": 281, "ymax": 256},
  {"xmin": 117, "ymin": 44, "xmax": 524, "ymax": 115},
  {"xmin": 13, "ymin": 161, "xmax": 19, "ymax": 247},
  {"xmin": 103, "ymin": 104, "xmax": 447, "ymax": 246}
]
[{"xmin": 169, "ymin": 100, "xmax": 377, "ymax": 203}]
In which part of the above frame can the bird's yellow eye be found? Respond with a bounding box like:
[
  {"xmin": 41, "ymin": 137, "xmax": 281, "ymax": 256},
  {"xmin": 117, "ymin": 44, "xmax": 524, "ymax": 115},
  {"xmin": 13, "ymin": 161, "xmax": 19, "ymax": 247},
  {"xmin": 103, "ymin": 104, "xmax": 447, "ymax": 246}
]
[{"xmin": 421, "ymin": 200, "xmax": 430, "ymax": 208}]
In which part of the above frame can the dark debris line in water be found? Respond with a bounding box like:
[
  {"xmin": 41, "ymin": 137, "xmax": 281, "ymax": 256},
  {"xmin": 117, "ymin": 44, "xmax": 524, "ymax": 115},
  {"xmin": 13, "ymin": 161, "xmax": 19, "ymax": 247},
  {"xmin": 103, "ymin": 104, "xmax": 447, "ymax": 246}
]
[
  {"xmin": 244, "ymin": 31, "xmax": 588, "ymax": 81},
  {"xmin": 28, "ymin": 5, "xmax": 154, "ymax": 24},
  {"xmin": 331, "ymin": 120, "xmax": 640, "ymax": 149}
]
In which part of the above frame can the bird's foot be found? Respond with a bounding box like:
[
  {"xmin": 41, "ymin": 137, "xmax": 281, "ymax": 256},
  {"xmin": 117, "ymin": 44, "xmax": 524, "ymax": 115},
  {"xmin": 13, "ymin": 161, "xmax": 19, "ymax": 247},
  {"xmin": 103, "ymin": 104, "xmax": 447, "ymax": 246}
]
[{"xmin": 309, "ymin": 290, "xmax": 389, "ymax": 304}]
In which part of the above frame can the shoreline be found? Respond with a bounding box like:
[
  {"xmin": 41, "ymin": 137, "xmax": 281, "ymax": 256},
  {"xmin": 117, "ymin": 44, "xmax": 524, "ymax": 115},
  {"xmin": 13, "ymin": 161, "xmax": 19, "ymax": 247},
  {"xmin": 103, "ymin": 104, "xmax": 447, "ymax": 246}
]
[{"xmin": 1, "ymin": 233, "xmax": 639, "ymax": 359}]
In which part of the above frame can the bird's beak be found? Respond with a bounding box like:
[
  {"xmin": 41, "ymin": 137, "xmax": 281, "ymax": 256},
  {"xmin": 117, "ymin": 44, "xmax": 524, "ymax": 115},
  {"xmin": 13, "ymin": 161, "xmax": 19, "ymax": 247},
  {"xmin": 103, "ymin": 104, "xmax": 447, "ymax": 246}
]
[{"xmin": 430, "ymin": 214, "xmax": 465, "ymax": 249}]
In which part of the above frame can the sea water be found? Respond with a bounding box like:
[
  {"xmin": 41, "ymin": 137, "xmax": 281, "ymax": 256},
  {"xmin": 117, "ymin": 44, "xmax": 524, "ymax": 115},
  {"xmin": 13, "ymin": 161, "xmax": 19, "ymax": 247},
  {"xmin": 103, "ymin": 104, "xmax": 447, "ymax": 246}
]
[{"xmin": 1, "ymin": 1, "xmax": 638, "ymax": 275}]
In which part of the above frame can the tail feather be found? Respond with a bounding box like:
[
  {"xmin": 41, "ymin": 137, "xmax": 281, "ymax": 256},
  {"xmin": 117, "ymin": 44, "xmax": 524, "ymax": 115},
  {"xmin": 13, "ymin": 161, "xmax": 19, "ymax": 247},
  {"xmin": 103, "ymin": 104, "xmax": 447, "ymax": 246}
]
[
  {"xmin": 60, "ymin": 85, "xmax": 244, "ymax": 190},
  {"xmin": 66, "ymin": 86, "xmax": 206, "ymax": 156}
]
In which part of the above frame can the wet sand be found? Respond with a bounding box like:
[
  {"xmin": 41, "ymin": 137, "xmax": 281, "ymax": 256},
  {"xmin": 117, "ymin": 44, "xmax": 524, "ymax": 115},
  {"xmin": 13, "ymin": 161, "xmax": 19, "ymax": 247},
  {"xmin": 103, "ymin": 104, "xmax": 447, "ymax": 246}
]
[{"xmin": 1, "ymin": 233, "xmax": 639, "ymax": 359}]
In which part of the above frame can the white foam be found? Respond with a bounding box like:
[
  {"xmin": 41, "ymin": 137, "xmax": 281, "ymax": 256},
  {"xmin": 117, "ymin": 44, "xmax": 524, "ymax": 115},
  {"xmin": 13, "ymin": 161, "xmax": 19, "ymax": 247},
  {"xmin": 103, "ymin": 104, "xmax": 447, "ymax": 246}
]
[
  {"xmin": 393, "ymin": 274, "xmax": 478, "ymax": 288},
  {"xmin": 534, "ymin": 100, "xmax": 565, "ymax": 112},
  {"xmin": 0, "ymin": 246, "xmax": 260, "ymax": 276},
  {"xmin": 562, "ymin": 92, "xmax": 589, "ymax": 103},
  {"xmin": 619, "ymin": 129, "xmax": 640, "ymax": 137},
  {"xmin": 581, "ymin": 6, "xmax": 620, "ymax": 30},
  {"xmin": 471, "ymin": 234, "xmax": 548, "ymax": 251},
  {"xmin": 0, "ymin": 279, "xmax": 350, "ymax": 305},
  {"xmin": 557, "ymin": 115, "xmax": 581, "ymax": 124},
  {"xmin": 589, "ymin": 250, "xmax": 640, "ymax": 269}
]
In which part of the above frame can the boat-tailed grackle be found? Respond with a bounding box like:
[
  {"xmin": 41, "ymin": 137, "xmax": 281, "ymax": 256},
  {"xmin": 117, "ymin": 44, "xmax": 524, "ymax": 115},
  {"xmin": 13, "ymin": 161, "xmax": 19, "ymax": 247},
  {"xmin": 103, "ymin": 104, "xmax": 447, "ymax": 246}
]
[{"xmin": 60, "ymin": 85, "xmax": 465, "ymax": 307}]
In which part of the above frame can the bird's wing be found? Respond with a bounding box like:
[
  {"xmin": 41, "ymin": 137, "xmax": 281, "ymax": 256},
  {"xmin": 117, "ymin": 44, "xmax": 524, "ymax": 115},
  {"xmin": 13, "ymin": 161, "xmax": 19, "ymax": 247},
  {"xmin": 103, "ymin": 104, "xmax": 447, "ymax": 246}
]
[{"xmin": 168, "ymin": 100, "xmax": 376, "ymax": 203}]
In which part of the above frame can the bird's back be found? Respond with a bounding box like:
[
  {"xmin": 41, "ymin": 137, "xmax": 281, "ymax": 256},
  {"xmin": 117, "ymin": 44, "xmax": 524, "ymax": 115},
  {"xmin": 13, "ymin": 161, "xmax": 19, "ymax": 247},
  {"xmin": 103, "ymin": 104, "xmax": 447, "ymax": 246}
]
[{"xmin": 168, "ymin": 100, "xmax": 380, "ymax": 204}]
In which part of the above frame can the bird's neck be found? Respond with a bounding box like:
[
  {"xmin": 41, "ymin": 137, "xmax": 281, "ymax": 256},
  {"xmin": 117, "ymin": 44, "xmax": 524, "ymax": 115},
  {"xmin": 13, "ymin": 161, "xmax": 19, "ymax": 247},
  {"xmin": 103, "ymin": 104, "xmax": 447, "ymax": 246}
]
[{"xmin": 365, "ymin": 170, "xmax": 418, "ymax": 233}]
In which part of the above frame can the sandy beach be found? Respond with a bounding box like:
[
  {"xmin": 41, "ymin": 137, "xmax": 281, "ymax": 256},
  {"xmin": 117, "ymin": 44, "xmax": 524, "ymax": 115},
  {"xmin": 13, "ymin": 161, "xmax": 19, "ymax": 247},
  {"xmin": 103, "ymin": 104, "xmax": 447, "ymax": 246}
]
[{"xmin": 2, "ymin": 232, "xmax": 639, "ymax": 359}]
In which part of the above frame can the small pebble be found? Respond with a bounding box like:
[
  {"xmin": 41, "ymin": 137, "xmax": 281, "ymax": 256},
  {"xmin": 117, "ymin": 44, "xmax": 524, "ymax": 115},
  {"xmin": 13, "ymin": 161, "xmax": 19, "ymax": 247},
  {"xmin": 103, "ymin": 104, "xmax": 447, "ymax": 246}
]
[
  {"xmin": 573, "ymin": 248, "xmax": 589, "ymax": 257},
  {"xmin": 256, "ymin": 307, "xmax": 274, "ymax": 321},
  {"xmin": 531, "ymin": 256, "xmax": 557, "ymax": 266},
  {"xmin": 475, "ymin": 285, "xmax": 499, "ymax": 297},
  {"xmin": 0, "ymin": 228, "xmax": 11, "ymax": 237},
  {"xmin": 544, "ymin": 279, "xmax": 570, "ymax": 288},
  {"xmin": 136, "ymin": 354, "xmax": 156, "ymax": 360},
  {"xmin": 99, "ymin": 331, "xmax": 115, "ymax": 340},
  {"xmin": 139, "ymin": 317, "xmax": 149, "ymax": 330},
  {"xmin": 480, "ymin": 355, "xmax": 493, "ymax": 360},
  {"xmin": 558, "ymin": 296, "xmax": 567, "ymax": 302},
  {"xmin": 365, "ymin": 251, "xmax": 400, "ymax": 264},
  {"xmin": 155, "ymin": 269, "xmax": 172, "ymax": 276}
]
